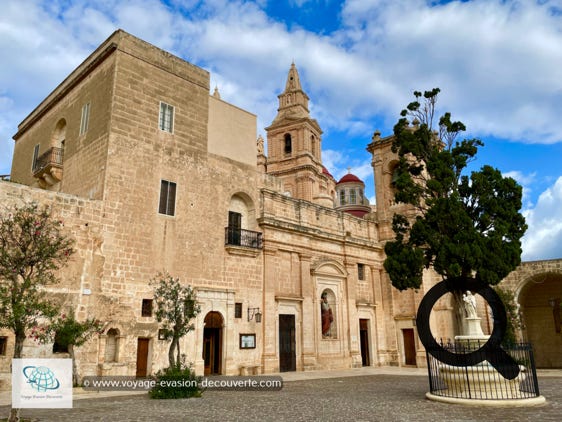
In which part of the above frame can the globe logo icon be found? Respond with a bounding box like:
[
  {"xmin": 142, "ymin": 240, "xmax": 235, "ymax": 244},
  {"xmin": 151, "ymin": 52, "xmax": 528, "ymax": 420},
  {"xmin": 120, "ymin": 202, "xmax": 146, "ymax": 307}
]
[{"xmin": 23, "ymin": 366, "xmax": 61, "ymax": 392}]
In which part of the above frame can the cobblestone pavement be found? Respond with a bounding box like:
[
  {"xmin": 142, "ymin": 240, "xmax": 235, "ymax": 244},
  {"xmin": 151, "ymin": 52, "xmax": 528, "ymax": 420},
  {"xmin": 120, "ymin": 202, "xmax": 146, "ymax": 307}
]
[{"xmin": 1, "ymin": 374, "xmax": 560, "ymax": 422}]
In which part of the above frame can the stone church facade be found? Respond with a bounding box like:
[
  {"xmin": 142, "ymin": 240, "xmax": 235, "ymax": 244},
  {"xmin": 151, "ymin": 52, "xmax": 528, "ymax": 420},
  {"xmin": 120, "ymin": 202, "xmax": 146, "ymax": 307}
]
[{"xmin": 4, "ymin": 29, "xmax": 556, "ymax": 382}]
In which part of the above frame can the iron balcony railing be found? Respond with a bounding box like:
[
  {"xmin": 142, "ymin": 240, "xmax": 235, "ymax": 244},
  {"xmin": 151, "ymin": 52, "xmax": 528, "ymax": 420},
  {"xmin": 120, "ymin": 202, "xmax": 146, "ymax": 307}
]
[
  {"xmin": 33, "ymin": 147, "xmax": 64, "ymax": 175},
  {"xmin": 225, "ymin": 227, "xmax": 263, "ymax": 249}
]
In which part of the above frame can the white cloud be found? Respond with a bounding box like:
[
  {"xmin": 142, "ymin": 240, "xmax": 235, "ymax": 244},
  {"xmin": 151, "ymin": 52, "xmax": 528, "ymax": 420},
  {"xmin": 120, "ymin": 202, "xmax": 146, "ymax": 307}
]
[
  {"xmin": 338, "ymin": 0, "xmax": 562, "ymax": 143},
  {"xmin": 521, "ymin": 177, "xmax": 562, "ymax": 260}
]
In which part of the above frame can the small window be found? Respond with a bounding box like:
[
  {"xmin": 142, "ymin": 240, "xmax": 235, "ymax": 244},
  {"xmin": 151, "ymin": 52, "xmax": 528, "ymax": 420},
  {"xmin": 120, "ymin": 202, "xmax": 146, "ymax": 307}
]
[
  {"xmin": 159, "ymin": 180, "xmax": 177, "ymax": 216},
  {"xmin": 234, "ymin": 303, "xmax": 242, "ymax": 319},
  {"xmin": 159, "ymin": 102, "xmax": 174, "ymax": 133},
  {"xmin": 0, "ymin": 337, "xmax": 7, "ymax": 355},
  {"xmin": 358, "ymin": 263, "xmax": 365, "ymax": 281},
  {"xmin": 339, "ymin": 190, "xmax": 346, "ymax": 205},
  {"xmin": 32, "ymin": 144, "xmax": 40, "ymax": 171},
  {"xmin": 79, "ymin": 103, "xmax": 90, "ymax": 135},
  {"xmin": 53, "ymin": 333, "xmax": 69, "ymax": 354},
  {"xmin": 284, "ymin": 133, "xmax": 292, "ymax": 154},
  {"xmin": 142, "ymin": 299, "xmax": 153, "ymax": 317}
]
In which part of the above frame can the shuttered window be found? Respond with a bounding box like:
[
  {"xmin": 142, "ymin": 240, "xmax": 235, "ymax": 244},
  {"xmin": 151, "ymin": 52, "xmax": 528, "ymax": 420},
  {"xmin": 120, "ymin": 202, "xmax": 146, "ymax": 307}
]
[
  {"xmin": 159, "ymin": 180, "xmax": 176, "ymax": 216},
  {"xmin": 80, "ymin": 103, "xmax": 90, "ymax": 135},
  {"xmin": 159, "ymin": 102, "xmax": 174, "ymax": 132}
]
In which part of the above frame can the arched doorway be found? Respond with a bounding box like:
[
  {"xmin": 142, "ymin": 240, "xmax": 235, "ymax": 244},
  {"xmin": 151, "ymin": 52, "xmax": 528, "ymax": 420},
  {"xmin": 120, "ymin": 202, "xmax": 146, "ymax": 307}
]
[
  {"xmin": 203, "ymin": 312, "xmax": 223, "ymax": 375},
  {"xmin": 519, "ymin": 273, "xmax": 562, "ymax": 368}
]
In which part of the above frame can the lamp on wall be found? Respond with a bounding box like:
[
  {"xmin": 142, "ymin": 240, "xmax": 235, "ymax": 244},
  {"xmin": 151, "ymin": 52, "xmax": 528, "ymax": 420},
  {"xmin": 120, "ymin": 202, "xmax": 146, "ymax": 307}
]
[{"xmin": 248, "ymin": 307, "xmax": 262, "ymax": 323}]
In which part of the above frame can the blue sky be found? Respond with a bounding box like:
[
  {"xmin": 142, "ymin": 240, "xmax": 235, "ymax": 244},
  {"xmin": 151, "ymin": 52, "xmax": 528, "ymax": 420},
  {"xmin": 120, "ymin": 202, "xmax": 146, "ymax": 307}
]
[{"xmin": 1, "ymin": 0, "xmax": 562, "ymax": 261}]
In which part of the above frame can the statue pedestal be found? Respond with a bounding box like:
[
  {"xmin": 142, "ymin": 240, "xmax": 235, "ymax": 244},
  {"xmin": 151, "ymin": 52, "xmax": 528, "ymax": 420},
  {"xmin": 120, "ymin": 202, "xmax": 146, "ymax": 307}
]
[
  {"xmin": 431, "ymin": 319, "xmax": 540, "ymax": 403},
  {"xmin": 461, "ymin": 317, "xmax": 485, "ymax": 338}
]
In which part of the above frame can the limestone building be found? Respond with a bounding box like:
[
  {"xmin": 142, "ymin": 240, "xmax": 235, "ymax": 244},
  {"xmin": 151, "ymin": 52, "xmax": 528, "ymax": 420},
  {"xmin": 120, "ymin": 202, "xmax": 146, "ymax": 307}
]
[{"xmin": 0, "ymin": 30, "xmax": 459, "ymax": 381}]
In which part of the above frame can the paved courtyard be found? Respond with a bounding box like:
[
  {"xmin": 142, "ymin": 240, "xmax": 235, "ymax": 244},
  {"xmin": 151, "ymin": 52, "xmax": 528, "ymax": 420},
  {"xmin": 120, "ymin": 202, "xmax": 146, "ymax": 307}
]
[{"xmin": 1, "ymin": 370, "xmax": 561, "ymax": 421}]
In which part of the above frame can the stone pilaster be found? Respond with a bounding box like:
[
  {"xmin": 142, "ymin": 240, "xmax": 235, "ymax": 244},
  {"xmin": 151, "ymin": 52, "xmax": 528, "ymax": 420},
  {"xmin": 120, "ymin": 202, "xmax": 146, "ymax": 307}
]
[
  {"xmin": 262, "ymin": 247, "xmax": 279, "ymax": 373},
  {"xmin": 299, "ymin": 254, "xmax": 317, "ymax": 369}
]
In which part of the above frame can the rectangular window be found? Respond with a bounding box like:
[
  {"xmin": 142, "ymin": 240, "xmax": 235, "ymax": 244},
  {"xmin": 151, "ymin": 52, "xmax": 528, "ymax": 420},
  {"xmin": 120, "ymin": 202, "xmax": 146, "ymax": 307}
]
[
  {"xmin": 0, "ymin": 337, "xmax": 7, "ymax": 355},
  {"xmin": 142, "ymin": 299, "xmax": 153, "ymax": 317},
  {"xmin": 358, "ymin": 263, "xmax": 365, "ymax": 281},
  {"xmin": 159, "ymin": 102, "xmax": 174, "ymax": 133},
  {"xmin": 234, "ymin": 303, "xmax": 242, "ymax": 319},
  {"xmin": 350, "ymin": 189, "xmax": 357, "ymax": 204},
  {"xmin": 79, "ymin": 103, "xmax": 90, "ymax": 135},
  {"xmin": 159, "ymin": 180, "xmax": 177, "ymax": 216},
  {"xmin": 339, "ymin": 190, "xmax": 346, "ymax": 205},
  {"xmin": 32, "ymin": 144, "xmax": 40, "ymax": 170}
]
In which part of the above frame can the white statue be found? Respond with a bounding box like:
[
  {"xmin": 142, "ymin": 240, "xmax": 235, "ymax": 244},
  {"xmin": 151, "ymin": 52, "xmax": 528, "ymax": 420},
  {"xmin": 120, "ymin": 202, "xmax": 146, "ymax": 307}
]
[
  {"xmin": 257, "ymin": 135, "xmax": 264, "ymax": 155},
  {"xmin": 463, "ymin": 291, "xmax": 478, "ymax": 319}
]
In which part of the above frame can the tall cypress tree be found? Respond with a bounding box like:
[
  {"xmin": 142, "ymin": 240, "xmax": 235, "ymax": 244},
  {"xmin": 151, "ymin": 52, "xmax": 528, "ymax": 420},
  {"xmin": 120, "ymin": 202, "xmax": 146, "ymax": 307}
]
[{"xmin": 384, "ymin": 89, "xmax": 527, "ymax": 297}]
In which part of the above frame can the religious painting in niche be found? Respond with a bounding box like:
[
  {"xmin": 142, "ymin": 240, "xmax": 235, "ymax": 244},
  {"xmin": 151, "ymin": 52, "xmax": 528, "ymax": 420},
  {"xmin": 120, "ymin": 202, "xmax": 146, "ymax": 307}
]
[{"xmin": 320, "ymin": 289, "xmax": 337, "ymax": 338}]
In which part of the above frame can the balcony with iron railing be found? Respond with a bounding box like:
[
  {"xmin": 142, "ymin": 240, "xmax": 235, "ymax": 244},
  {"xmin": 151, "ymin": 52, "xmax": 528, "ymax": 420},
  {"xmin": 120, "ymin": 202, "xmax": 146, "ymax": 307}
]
[
  {"xmin": 32, "ymin": 147, "xmax": 64, "ymax": 187},
  {"xmin": 225, "ymin": 227, "xmax": 263, "ymax": 256}
]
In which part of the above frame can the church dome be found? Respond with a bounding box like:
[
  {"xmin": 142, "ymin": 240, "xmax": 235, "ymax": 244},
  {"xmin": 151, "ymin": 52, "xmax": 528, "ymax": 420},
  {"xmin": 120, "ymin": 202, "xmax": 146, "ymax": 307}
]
[
  {"xmin": 334, "ymin": 171, "xmax": 371, "ymax": 218},
  {"xmin": 337, "ymin": 173, "xmax": 362, "ymax": 184}
]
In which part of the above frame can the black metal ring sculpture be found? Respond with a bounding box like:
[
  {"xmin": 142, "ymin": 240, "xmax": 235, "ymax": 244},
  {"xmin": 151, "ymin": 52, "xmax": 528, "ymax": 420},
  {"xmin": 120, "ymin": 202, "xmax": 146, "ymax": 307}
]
[{"xmin": 416, "ymin": 278, "xmax": 520, "ymax": 380}]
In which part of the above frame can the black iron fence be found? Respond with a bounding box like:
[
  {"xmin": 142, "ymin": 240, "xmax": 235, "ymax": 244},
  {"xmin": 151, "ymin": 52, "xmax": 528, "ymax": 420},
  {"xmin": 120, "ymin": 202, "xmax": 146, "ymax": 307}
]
[
  {"xmin": 426, "ymin": 340, "xmax": 540, "ymax": 400},
  {"xmin": 33, "ymin": 147, "xmax": 64, "ymax": 174},
  {"xmin": 225, "ymin": 227, "xmax": 263, "ymax": 249}
]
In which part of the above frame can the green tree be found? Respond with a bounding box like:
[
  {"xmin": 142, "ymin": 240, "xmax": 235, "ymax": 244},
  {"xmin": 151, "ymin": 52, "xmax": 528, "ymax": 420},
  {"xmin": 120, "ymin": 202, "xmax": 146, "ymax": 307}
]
[
  {"xmin": 33, "ymin": 312, "xmax": 102, "ymax": 386},
  {"xmin": 151, "ymin": 273, "xmax": 200, "ymax": 368},
  {"xmin": 383, "ymin": 89, "xmax": 527, "ymax": 316},
  {"xmin": 0, "ymin": 203, "xmax": 74, "ymax": 358},
  {"xmin": 0, "ymin": 202, "xmax": 74, "ymax": 422}
]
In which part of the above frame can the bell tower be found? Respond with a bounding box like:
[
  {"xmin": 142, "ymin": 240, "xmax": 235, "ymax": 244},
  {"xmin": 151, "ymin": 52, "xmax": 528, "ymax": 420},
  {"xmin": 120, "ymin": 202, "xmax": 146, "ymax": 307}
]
[{"xmin": 265, "ymin": 63, "xmax": 334, "ymax": 206}]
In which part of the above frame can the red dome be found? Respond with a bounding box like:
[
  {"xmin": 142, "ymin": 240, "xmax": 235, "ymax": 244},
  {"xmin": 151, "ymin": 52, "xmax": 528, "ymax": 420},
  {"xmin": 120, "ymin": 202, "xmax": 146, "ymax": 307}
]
[
  {"xmin": 337, "ymin": 173, "xmax": 363, "ymax": 184},
  {"xmin": 322, "ymin": 166, "xmax": 334, "ymax": 178}
]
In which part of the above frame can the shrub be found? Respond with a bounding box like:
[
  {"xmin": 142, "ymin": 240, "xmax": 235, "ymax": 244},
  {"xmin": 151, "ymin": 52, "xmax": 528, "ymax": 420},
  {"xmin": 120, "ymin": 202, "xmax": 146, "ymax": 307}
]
[{"xmin": 149, "ymin": 362, "xmax": 203, "ymax": 399}]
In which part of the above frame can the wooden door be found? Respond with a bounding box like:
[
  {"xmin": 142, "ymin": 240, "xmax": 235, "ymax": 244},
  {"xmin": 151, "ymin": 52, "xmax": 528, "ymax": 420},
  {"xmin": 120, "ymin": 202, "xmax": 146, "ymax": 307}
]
[
  {"xmin": 203, "ymin": 312, "xmax": 223, "ymax": 375},
  {"xmin": 359, "ymin": 319, "xmax": 370, "ymax": 367},
  {"xmin": 402, "ymin": 328, "xmax": 416, "ymax": 366},
  {"xmin": 279, "ymin": 314, "xmax": 296, "ymax": 372},
  {"xmin": 136, "ymin": 338, "xmax": 150, "ymax": 377},
  {"xmin": 203, "ymin": 328, "xmax": 222, "ymax": 375}
]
